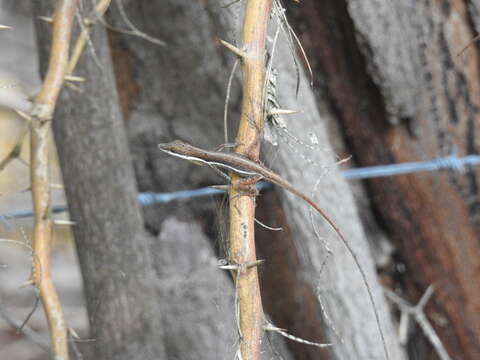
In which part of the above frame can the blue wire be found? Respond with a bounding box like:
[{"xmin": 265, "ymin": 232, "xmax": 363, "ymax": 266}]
[
  {"xmin": 2, "ymin": 154, "xmax": 479, "ymax": 218},
  {"xmin": 342, "ymin": 154, "xmax": 480, "ymax": 179},
  {"xmin": 138, "ymin": 181, "xmax": 272, "ymax": 206}
]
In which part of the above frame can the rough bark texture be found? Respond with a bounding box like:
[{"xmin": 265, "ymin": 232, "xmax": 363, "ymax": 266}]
[
  {"xmin": 265, "ymin": 29, "xmax": 403, "ymax": 359},
  {"xmin": 107, "ymin": 1, "xmax": 403, "ymax": 359},
  {"xmin": 293, "ymin": 0, "xmax": 480, "ymax": 359},
  {"xmin": 33, "ymin": 2, "xmax": 167, "ymax": 359}
]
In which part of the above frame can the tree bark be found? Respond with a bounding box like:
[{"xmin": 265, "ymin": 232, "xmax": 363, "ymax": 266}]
[
  {"xmin": 264, "ymin": 30, "xmax": 403, "ymax": 359},
  {"xmin": 294, "ymin": 0, "xmax": 480, "ymax": 359},
  {"xmin": 33, "ymin": 2, "xmax": 167, "ymax": 359}
]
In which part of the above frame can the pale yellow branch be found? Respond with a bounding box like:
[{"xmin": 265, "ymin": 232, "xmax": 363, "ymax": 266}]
[{"xmin": 30, "ymin": 1, "xmax": 78, "ymax": 360}]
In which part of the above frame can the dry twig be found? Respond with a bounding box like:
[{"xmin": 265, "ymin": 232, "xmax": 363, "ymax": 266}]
[
  {"xmin": 30, "ymin": 1, "xmax": 78, "ymax": 359},
  {"xmin": 67, "ymin": 0, "xmax": 112, "ymax": 76},
  {"xmin": 385, "ymin": 286, "xmax": 452, "ymax": 360},
  {"xmin": 0, "ymin": 300, "xmax": 49, "ymax": 351},
  {"xmin": 226, "ymin": 1, "xmax": 272, "ymax": 359}
]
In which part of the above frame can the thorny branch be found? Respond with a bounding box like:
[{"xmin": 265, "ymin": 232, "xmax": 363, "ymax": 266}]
[
  {"xmin": 30, "ymin": 1, "xmax": 78, "ymax": 359},
  {"xmin": 223, "ymin": 0, "xmax": 272, "ymax": 359}
]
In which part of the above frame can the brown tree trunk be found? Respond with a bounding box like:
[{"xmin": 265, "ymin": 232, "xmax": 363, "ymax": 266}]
[{"xmin": 293, "ymin": 1, "xmax": 480, "ymax": 359}]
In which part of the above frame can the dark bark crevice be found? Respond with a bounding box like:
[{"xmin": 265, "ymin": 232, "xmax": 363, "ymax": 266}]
[{"xmin": 292, "ymin": 0, "xmax": 480, "ymax": 358}]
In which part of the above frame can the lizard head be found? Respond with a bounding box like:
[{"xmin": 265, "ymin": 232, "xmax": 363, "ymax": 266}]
[
  {"xmin": 158, "ymin": 140, "xmax": 206, "ymax": 163},
  {"xmin": 158, "ymin": 140, "xmax": 191, "ymax": 155}
]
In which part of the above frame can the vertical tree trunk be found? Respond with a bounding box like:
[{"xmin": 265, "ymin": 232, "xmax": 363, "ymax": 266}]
[
  {"xmin": 295, "ymin": 1, "xmax": 480, "ymax": 358},
  {"xmin": 33, "ymin": 2, "xmax": 167, "ymax": 359}
]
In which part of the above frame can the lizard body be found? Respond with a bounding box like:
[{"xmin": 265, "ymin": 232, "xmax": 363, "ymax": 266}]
[
  {"xmin": 158, "ymin": 139, "xmax": 389, "ymax": 360},
  {"xmin": 159, "ymin": 140, "xmax": 340, "ymax": 230}
]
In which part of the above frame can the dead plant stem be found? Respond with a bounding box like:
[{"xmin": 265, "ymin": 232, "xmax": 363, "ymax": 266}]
[
  {"xmin": 30, "ymin": 1, "xmax": 78, "ymax": 359},
  {"xmin": 229, "ymin": 1, "xmax": 272, "ymax": 359}
]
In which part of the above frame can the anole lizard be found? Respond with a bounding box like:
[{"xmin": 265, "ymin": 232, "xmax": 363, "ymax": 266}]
[{"xmin": 158, "ymin": 139, "xmax": 389, "ymax": 360}]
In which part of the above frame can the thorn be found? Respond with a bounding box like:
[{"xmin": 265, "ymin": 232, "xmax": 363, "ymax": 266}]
[
  {"xmin": 68, "ymin": 327, "xmax": 80, "ymax": 339},
  {"xmin": 245, "ymin": 259, "xmax": 265, "ymax": 269},
  {"xmin": 218, "ymin": 263, "xmax": 238, "ymax": 270},
  {"xmin": 219, "ymin": 39, "xmax": 247, "ymax": 59},
  {"xmin": 38, "ymin": 16, "xmax": 53, "ymax": 23},
  {"xmin": 65, "ymin": 81, "xmax": 83, "ymax": 93},
  {"xmin": 0, "ymin": 25, "xmax": 12, "ymax": 29},
  {"xmin": 54, "ymin": 219, "xmax": 76, "ymax": 226},
  {"xmin": 264, "ymin": 323, "xmax": 287, "ymax": 332},
  {"xmin": 268, "ymin": 108, "xmax": 298, "ymax": 116},
  {"xmin": 254, "ymin": 218, "xmax": 283, "ymax": 231},
  {"xmin": 64, "ymin": 75, "xmax": 85, "ymax": 82},
  {"xmin": 209, "ymin": 185, "xmax": 230, "ymax": 192},
  {"xmin": 15, "ymin": 110, "xmax": 32, "ymax": 122},
  {"xmin": 19, "ymin": 279, "xmax": 34, "ymax": 288},
  {"xmin": 264, "ymin": 321, "xmax": 332, "ymax": 348}
]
